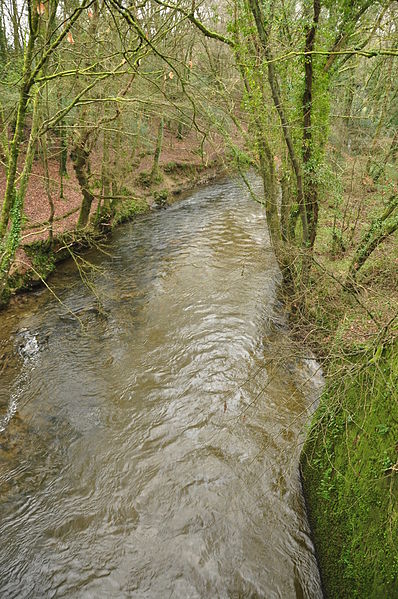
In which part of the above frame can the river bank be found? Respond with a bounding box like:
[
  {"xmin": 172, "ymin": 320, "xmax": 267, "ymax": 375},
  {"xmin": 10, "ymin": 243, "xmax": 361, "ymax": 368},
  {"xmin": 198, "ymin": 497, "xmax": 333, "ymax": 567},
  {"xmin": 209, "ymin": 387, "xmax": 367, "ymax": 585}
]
[
  {"xmin": 301, "ymin": 340, "xmax": 398, "ymax": 598},
  {"xmin": 290, "ymin": 160, "xmax": 398, "ymax": 597},
  {"xmin": 0, "ymin": 147, "xmax": 227, "ymax": 310}
]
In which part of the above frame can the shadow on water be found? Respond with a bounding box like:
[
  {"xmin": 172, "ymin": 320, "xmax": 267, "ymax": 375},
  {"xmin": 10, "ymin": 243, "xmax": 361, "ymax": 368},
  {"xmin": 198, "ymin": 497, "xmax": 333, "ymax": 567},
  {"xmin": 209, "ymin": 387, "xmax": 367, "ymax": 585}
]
[{"xmin": 0, "ymin": 176, "xmax": 323, "ymax": 598}]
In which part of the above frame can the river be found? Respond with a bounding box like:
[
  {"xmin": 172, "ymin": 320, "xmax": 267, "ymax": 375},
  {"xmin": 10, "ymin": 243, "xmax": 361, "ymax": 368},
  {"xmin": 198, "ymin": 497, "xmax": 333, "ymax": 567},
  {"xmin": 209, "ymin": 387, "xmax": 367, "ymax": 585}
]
[{"xmin": 0, "ymin": 177, "xmax": 323, "ymax": 598}]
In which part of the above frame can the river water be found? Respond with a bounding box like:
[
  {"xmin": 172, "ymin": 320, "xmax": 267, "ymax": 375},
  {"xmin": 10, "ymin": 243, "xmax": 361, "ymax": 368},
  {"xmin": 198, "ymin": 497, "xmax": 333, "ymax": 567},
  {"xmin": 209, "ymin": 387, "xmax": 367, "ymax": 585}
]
[{"xmin": 0, "ymin": 178, "xmax": 323, "ymax": 598}]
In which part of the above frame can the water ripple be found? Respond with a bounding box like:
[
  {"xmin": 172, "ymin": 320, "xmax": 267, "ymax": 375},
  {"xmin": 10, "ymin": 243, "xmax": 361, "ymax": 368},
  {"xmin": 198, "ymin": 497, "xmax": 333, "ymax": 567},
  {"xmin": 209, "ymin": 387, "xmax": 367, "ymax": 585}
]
[{"xmin": 0, "ymin": 176, "xmax": 322, "ymax": 598}]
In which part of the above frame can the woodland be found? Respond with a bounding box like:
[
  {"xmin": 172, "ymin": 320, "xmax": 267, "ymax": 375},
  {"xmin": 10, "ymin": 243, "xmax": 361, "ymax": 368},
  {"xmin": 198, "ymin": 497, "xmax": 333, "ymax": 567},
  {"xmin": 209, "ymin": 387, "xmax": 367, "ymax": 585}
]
[{"xmin": 0, "ymin": 1, "xmax": 397, "ymax": 597}]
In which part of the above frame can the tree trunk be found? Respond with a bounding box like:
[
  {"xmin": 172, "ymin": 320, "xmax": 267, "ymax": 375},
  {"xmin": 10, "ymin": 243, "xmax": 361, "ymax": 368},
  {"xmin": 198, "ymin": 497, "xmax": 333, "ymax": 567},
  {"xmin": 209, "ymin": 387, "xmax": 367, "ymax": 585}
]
[
  {"xmin": 101, "ymin": 126, "xmax": 112, "ymax": 214},
  {"xmin": 302, "ymin": 0, "xmax": 321, "ymax": 248},
  {"xmin": 347, "ymin": 194, "xmax": 398, "ymax": 284},
  {"xmin": 41, "ymin": 134, "xmax": 55, "ymax": 242},
  {"xmin": 10, "ymin": 0, "xmax": 20, "ymax": 55},
  {"xmin": 247, "ymin": 0, "xmax": 309, "ymax": 246},
  {"xmin": 58, "ymin": 93, "xmax": 68, "ymax": 199},
  {"xmin": 0, "ymin": 13, "xmax": 38, "ymax": 239},
  {"xmin": 150, "ymin": 116, "xmax": 164, "ymax": 183},
  {"xmin": 0, "ymin": 88, "xmax": 40, "ymax": 291},
  {"xmin": 71, "ymin": 143, "xmax": 95, "ymax": 229}
]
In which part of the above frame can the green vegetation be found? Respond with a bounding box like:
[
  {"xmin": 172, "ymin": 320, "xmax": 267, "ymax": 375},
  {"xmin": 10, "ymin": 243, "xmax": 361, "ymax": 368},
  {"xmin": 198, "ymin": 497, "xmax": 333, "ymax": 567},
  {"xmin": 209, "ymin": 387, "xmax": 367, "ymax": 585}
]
[
  {"xmin": 111, "ymin": 197, "xmax": 148, "ymax": 227},
  {"xmin": 0, "ymin": 1, "xmax": 397, "ymax": 595},
  {"xmin": 302, "ymin": 342, "xmax": 398, "ymax": 598},
  {"xmin": 153, "ymin": 189, "xmax": 169, "ymax": 207},
  {"xmin": 24, "ymin": 240, "xmax": 56, "ymax": 278},
  {"xmin": 136, "ymin": 171, "xmax": 161, "ymax": 188}
]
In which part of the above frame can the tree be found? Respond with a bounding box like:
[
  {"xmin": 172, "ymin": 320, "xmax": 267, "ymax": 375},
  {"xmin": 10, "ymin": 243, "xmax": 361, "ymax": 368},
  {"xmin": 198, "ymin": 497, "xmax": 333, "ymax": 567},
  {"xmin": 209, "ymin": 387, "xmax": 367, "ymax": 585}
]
[{"xmin": 150, "ymin": 0, "xmax": 396, "ymax": 293}]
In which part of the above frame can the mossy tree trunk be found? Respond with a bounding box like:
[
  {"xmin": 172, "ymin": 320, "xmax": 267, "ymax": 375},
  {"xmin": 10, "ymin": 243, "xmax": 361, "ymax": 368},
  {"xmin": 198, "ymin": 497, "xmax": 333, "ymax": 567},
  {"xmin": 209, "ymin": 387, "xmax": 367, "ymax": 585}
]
[
  {"xmin": 71, "ymin": 139, "xmax": 96, "ymax": 229},
  {"xmin": 10, "ymin": 0, "xmax": 21, "ymax": 55},
  {"xmin": 0, "ymin": 86, "xmax": 40, "ymax": 294},
  {"xmin": 302, "ymin": 0, "xmax": 321, "ymax": 248},
  {"xmin": 58, "ymin": 93, "xmax": 68, "ymax": 200},
  {"xmin": 40, "ymin": 133, "xmax": 55, "ymax": 242},
  {"xmin": 101, "ymin": 126, "xmax": 112, "ymax": 215},
  {"xmin": 150, "ymin": 116, "xmax": 164, "ymax": 183},
  {"xmin": 247, "ymin": 0, "xmax": 310, "ymax": 249},
  {"xmin": 0, "ymin": 0, "xmax": 89, "ymax": 240},
  {"xmin": 347, "ymin": 194, "xmax": 398, "ymax": 284},
  {"xmin": 0, "ymin": 7, "xmax": 39, "ymax": 239}
]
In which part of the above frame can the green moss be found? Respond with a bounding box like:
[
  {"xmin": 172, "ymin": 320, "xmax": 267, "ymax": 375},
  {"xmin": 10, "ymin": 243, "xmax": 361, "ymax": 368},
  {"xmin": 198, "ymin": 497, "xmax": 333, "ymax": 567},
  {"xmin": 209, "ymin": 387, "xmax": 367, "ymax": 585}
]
[
  {"xmin": 153, "ymin": 189, "xmax": 169, "ymax": 207},
  {"xmin": 136, "ymin": 170, "xmax": 163, "ymax": 187},
  {"xmin": 0, "ymin": 285, "xmax": 11, "ymax": 308},
  {"xmin": 111, "ymin": 198, "xmax": 147, "ymax": 227},
  {"xmin": 163, "ymin": 161, "xmax": 195, "ymax": 175},
  {"xmin": 24, "ymin": 240, "xmax": 56, "ymax": 279},
  {"xmin": 302, "ymin": 342, "xmax": 398, "ymax": 598}
]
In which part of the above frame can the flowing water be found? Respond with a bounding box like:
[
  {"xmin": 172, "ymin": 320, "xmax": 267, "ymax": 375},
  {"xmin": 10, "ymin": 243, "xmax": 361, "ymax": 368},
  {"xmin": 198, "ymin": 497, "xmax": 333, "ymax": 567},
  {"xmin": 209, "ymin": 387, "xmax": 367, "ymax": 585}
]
[{"xmin": 0, "ymin": 178, "xmax": 323, "ymax": 598}]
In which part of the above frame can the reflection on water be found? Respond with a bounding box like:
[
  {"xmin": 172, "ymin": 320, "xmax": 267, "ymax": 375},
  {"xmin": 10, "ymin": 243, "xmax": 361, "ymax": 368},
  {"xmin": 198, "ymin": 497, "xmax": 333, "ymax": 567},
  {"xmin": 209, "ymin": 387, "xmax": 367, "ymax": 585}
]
[{"xmin": 0, "ymin": 177, "xmax": 323, "ymax": 598}]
